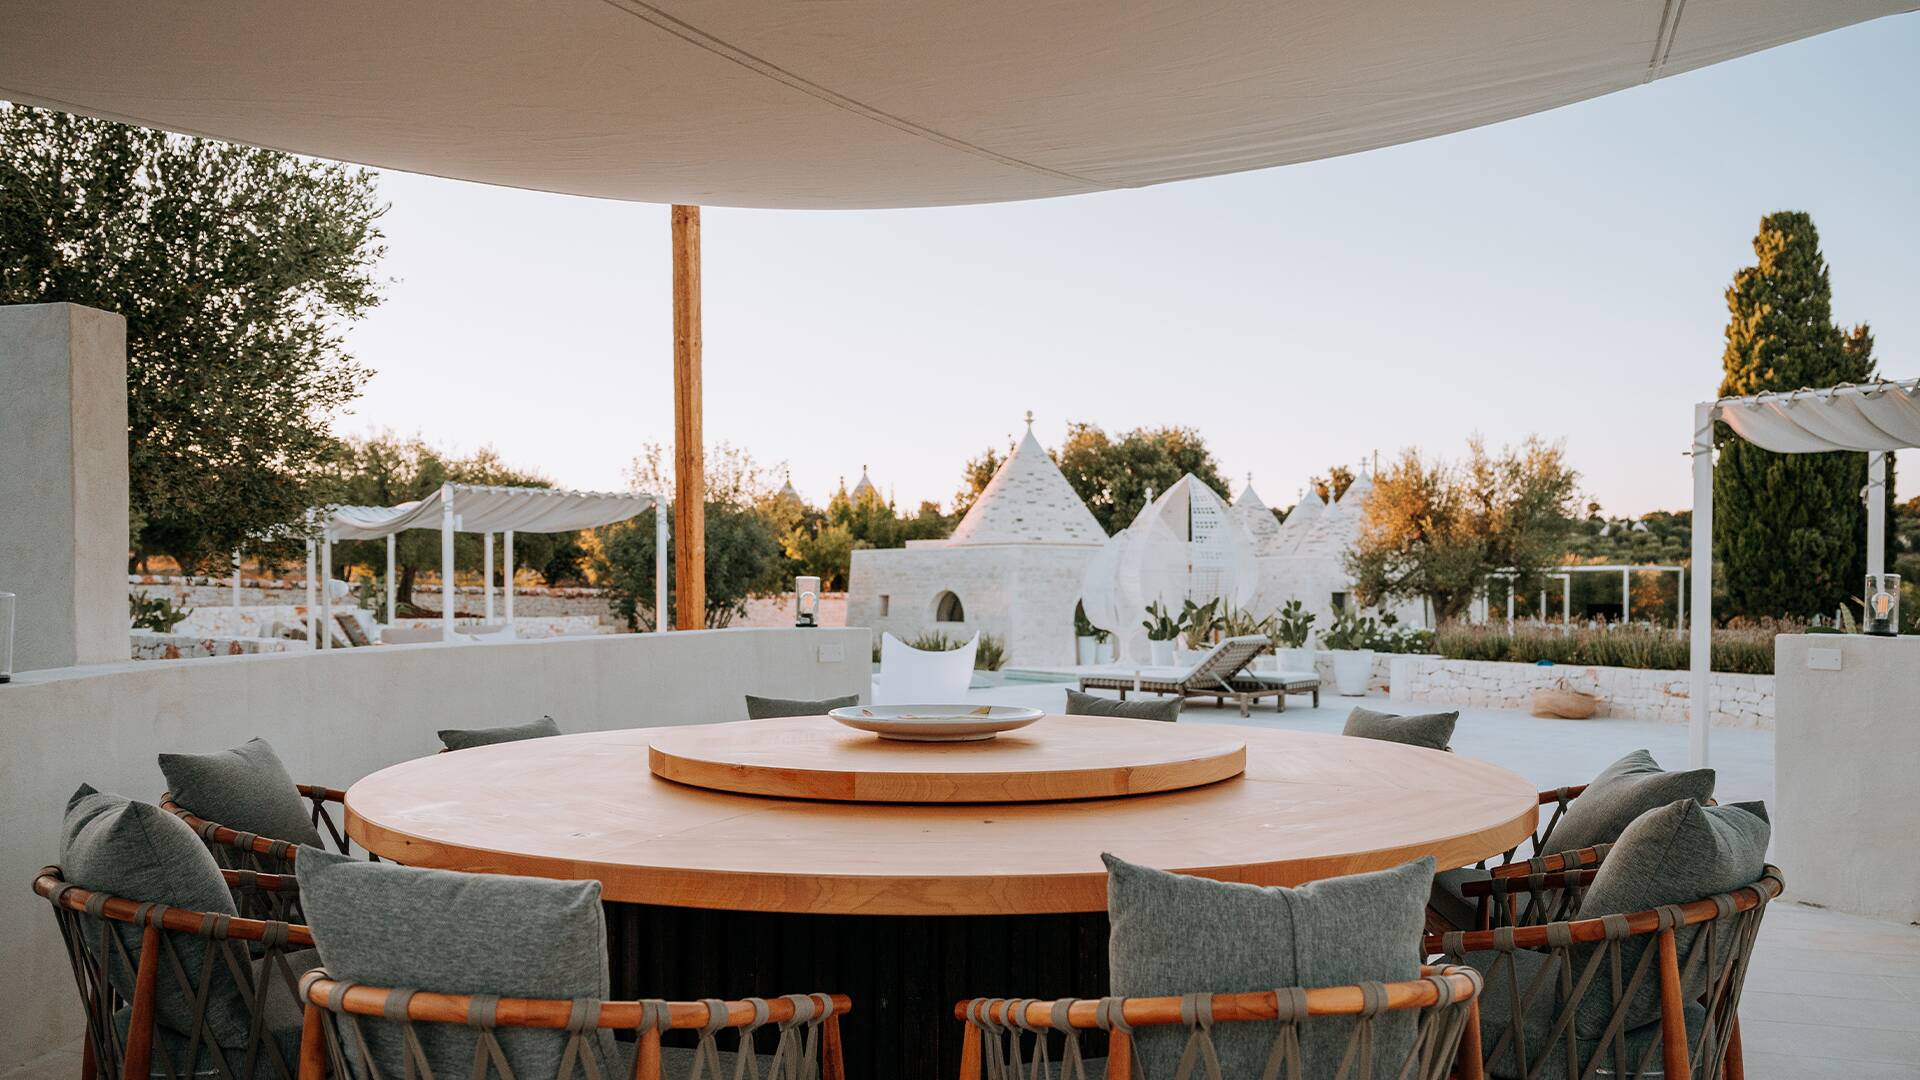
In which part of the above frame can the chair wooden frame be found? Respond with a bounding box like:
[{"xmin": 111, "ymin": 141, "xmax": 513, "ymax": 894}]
[
  {"xmin": 1425, "ymin": 867, "xmax": 1782, "ymax": 1080},
  {"xmin": 34, "ymin": 866, "xmax": 315, "ymax": 1080},
  {"xmin": 1430, "ymin": 785, "xmax": 1598, "ymax": 934},
  {"xmin": 954, "ymin": 966, "xmax": 1486, "ymax": 1080},
  {"xmin": 297, "ymin": 973, "xmax": 850, "ymax": 1080},
  {"xmin": 162, "ymin": 784, "xmax": 361, "ymax": 872}
]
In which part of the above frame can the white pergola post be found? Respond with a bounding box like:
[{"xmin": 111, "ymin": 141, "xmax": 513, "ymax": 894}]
[
  {"xmin": 1505, "ymin": 585, "xmax": 1515, "ymax": 624},
  {"xmin": 385, "ymin": 533, "xmax": 396, "ymax": 626},
  {"xmin": 231, "ymin": 550, "xmax": 242, "ymax": 609},
  {"xmin": 483, "ymin": 531, "xmax": 495, "ymax": 622},
  {"xmin": 1561, "ymin": 574, "xmax": 1571, "ymax": 628},
  {"xmin": 305, "ymin": 540, "xmax": 318, "ymax": 650},
  {"xmin": 1688, "ymin": 402, "xmax": 1715, "ymax": 769},
  {"xmin": 319, "ymin": 531, "xmax": 335, "ymax": 650},
  {"xmin": 1676, "ymin": 567, "xmax": 1686, "ymax": 633},
  {"xmin": 504, "ymin": 530, "xmax": 515, "ymax": 624},
  {"xmin": 1621, "ymin": 569, "xmax": 1631, "ymax": 624},
  {"xmin": 440, "ymin": 483, "xmax": 456, "ymax": 642},
  {"xmin": 1867, "ymin": 450, "xmax": 1888, "ymax": 578},
  {"xmin": 655, "ymin": 493, "xmax": 669, "ymax": 631}
]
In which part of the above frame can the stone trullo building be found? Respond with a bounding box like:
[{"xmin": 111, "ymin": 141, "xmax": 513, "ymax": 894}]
[{"xmin": 845, "ymin": 422, "xmax": 1105, "ymax": 667}]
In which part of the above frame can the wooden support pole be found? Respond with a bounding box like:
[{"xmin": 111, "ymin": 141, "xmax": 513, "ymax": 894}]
[{"xmin": 671, "ymin": 205, "xmax": 705, "ymax": 630}]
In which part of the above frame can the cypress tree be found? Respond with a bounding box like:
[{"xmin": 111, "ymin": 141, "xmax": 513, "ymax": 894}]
[{"xmin": 1714, "ymin": 211, "xmax": 1882, "ymax": 619}]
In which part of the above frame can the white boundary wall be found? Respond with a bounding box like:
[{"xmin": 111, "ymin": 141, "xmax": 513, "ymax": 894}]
[
  {"xmin": 1389, "ymin": 655, "xmax": 1773, "ymax": 730},
  {"xmin": 0, "ymin": 628, "xmax": 869, "ymax": 1073}
]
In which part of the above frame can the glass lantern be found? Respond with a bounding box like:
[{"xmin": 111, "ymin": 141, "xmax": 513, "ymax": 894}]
[
  {"xmin": 1864, "ymin": 574, "xmax": 1901, "ymax": 637},
  {"xmin": 794, "ymin": 576, "xmax": 820, "ymax": 628},
  {"xmin": 0, "ymin": 592, "xmax": 14, "ymax": 683}
]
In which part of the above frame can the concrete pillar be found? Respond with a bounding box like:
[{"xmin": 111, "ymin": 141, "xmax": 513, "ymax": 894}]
[{"xmin": 0, "ymin": 304, "xmax": 129, "ymax": 671}]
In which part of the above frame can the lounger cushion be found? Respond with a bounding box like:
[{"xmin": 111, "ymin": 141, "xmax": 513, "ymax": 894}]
[
  {"xmin": 297, "ymin": 848, "xmax": 612, "ymax": 1079},
  {"xmin": 1342, "ymin": 706, "xmax": 1458, "ymax": 751},
  {"xmin": 437, "ymin": 715, "xmax": 561, "ymax": 751},
  {"xmin": 1064, "ymin": 689, "xmax": 1182, "ymax": 723},
  {"xmin": 1105, "ymin": 852, "xmax": 1433, "ymax": 1077},
  {"xmin": 1545, "ymin": 750, "xmax": 1714, "ymax": 855},
  {"xmin": 1573, "ymin": 799, "xmax": 1771, "ymax": 1035},
  {"xmin": 744, "ymin": 693, "xmax": 861, "ymax": 720},
  {"xmin": 61, "ymin": 785, "xmax": 252, "ymax": 1043},
  {"xmin": 158, "ymin": 737, "xmax": 327, "ymax": 848}
]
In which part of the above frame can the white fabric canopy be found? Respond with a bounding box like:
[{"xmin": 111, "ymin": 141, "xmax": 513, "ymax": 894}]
[
  {"xmin": 3, "ymin": 1, "xmax": 1908, "ymax": 209},
  {"xmin": 1712, "ymin": 379, "xmax": 1920, "ymax": 453},
  {"xmin": 320, "ymin": 485, "xmax": 653, "ymax": 540}
]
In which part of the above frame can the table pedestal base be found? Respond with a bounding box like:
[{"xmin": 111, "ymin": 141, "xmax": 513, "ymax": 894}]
[{"xmin": 606, "ymin": 902, "xmax": 1110, "ymax": 1079}]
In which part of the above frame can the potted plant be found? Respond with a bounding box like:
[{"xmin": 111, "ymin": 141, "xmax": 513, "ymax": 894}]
[
  {"xmin": 1073, "ymin": 603, "xmax": 1100, "ymax": 665},
  {"xmin": 1141, "ymin": 600, "xmax": 1181, "ymax": 667},
  {"xmin": 1179, "ymin": 597, "xmax": 1223, "ymax": 653},
  {"xmin": 1271, "ymin": 599, "xmax": 1317, "ymax": 673},
  {"xmin": 1320, "ymin": 608, "xmax": 1375, "ymax": 696}
]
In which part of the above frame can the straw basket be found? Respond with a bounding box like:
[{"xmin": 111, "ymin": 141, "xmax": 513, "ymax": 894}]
[{"xmin": 1531, "ymin": 684, "xmax": 1599, "ymax": 719}]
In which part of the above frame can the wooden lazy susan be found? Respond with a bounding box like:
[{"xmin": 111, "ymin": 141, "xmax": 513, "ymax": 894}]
[{"xmin": 645, "ymin": 713, "xmax": 1247, "ymax": 803}]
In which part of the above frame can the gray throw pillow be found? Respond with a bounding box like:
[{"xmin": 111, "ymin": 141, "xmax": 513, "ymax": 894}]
[
  {"xmin": 1105, "ymin": 853, "xmax": 1433, "ymax": 1077},
  {"xmin": 744, "ymin": 693, "xmax": 860, "ymax": 720},
  {"xmin": 61, "ymin": 785, "xmax": 252, "ymax": 1043},
  {"xmin": 296, "ymin": 848, "xmax": 612, "ymax": 1080},
  {"xmin": 437, "ymin": 715, "xmax": 561, "ymax": 751},
  {"xmin": 1571, "ymin": 799, "xmax": 1771, "ymax": 1036},
  {"xmin": 1064, "ymin": 689, "xmax": 1182, "ymax": 723},
  {"xmin": 1342, "ymin": 706, "xmax": 1457, "ymax": 751},
  {"xmin": 1545, "ymin": 750, "xmax": 1714, "ymax": 855},
  {"xmin": 158, "ymin": 737, "xmax": 327, "ymax": 848}
]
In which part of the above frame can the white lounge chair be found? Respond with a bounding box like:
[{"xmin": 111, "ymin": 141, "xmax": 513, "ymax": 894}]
[
  {"xmin": 1078, "ymin": 635, "xmax": 1309, "ymax": 716},
  {"xmin": 873, "ymin": 631, "xmax": 978, "ymax": 704}
]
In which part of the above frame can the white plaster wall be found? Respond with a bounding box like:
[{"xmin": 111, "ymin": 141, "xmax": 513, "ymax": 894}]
[
  {"xmin": 1388, "ymin": 655, "xmax": 1774, "ymax": 730},
  {"xmin": 0, "ymin": 627, "xmax": 869, "ymax": 1072},
  {"xmin": 1774, "ymin": 634, "xmax": 1920, "ymax": 923},
  {"xmin": 0, "ymin": 303, "xmax": 129, "ymax": 671},
  {"xmin": 847, "ymin": 545, "xmax": 1095, "ymax": 667}
]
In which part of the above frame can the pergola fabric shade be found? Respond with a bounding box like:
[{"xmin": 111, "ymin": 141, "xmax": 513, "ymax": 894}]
[
  {"xmin": 1713, "ymin": 379, "xmax": 1920, "ymax": 453},
  {"xmin": 320, "ymin": 485, "xmax": 654, "ymax": 540},
  {"xmin": 3, "ymin": 1, "xmax": 1910, "ymax": 209}
]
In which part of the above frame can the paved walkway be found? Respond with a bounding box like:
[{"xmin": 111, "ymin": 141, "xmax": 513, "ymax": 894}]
[{"xmin": 963, "ymin": 678, "xmax": 1918, "ymax": 1079}]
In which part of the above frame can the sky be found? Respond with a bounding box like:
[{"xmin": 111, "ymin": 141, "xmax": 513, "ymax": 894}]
[{"xmin": 336, "ymin": 15, "xmax": 1918, "ymax": 518}]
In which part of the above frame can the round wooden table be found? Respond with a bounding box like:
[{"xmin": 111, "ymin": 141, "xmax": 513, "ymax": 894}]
[{"xmin": 346, "ymin": 717, "xmax": 1537, "ymax": 1078}]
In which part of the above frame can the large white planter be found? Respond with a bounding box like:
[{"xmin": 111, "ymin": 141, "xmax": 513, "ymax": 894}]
[
  {"xmin": 1096, "ymin": 641, "xmax": 1116, "ymax": 664},
  {"xmin": 1277, "ymin": 647, "xmax": 1315, "ymax": 674},
  {"xmin": 1149, "ymin": 639, "xmax": 1176, "ymax": 666},
  {"xmin": 1331, "ymin": 649, "xmax": 1375, "ymax": 696},
  {"xmin": 1076, "ymin": 636, "xmax": 1098, "ymax": 664}
]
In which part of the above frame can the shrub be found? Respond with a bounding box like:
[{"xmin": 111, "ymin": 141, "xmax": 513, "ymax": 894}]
[
  {"xmin": 1431, "ymin": 621, "xmax": 1791, "ymax": 675},
  {"xmin": 974, "ymin": 633, "xmax": 1007, "ymax": 672},
  {"xmin": 129, "ymin": 593, "xmax": 190, "ymax": 633}
]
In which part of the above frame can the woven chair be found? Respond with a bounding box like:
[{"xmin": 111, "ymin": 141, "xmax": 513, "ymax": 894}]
[
  {"xmin": 297, "ymin": 971, "xmax": 849, "ymax": 1080},
  {"xmin": 954, "ymin": 965, "xmax": 1486, "ymax": 1080},
  {"xmin": 1430, "ymin": 785, "xmax": 1600, "ymax": 934},
  {"xmin": 34, "ymin": 866, "xmax": 315, "ymax": 1080},
  {"xmin": 1427, "ymin": 866, "xmax": 1781, "ymax": 1080},
  {"xmin": 164, "ymin": 784, "xmax": 361, "ymax": 872}
]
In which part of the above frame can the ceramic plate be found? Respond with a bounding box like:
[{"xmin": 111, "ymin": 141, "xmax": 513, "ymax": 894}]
[{"xmin": 827, "ymin": 704, "xmax": 1045, "ymax": 742}]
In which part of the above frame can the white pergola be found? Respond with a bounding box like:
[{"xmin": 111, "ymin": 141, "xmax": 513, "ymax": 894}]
[
  {"xmin": 314, "ymin": 483, "xmax": 655, "ymax": 644},
  {"xmin": 1688, "ymin": 378, "xmax": 1919, "ymax": 767}
]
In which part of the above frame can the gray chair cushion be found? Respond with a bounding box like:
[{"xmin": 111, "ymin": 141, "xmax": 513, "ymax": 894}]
[
  {"xmin": 1465, "ymin": 947, "xmax": 1704, "ymax": 1080},
  {"xmin": 158, "ymin": 738, "xmax": 327, "ymax": 848},
  {"xmin": 1105, "ymin": 852, "xmax": 1433, "ymax": 1077},
  {"xmin": 1545, "ymin": 750, "xmax": 1714, "ymax": 855},
  {"xmin": 1064, "ymin": 689, "xmax": 1182, "ymax": 723},
  {"xmin": 744, "ymin": 693, "xmax": 860, "ymax": 720},
  {"xmin": 61, "ymin": 785, "xmax": 250, "ymax": 1043},
  {"xmin": 1341, "ymin": 706, "xmax": 1457, "ymax": 751},
  {"xmin": 296, "ymin": 848, "xmax": 611, "ymax": 1080},
  {"xmin": 437, "ymin": 715, "xmax": 561, "ymax": 751},
  {"xmin": 1574, "ymin": 799, "xmax": 1770, "ymax": 1035}
]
